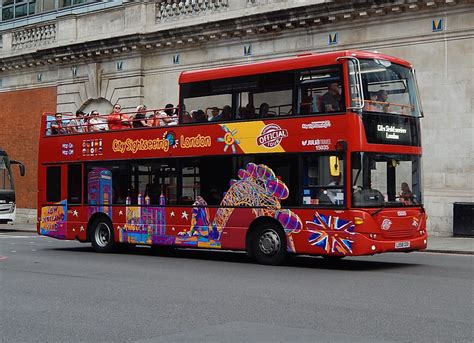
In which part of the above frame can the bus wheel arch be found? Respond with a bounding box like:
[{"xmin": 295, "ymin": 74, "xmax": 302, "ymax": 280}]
[
  {"xmin": 87, "ymin": 213, "xmax": 115, "ymax": 253},
  {"xmin": 246, "ymin": 216, "xmax": 287, "ymax": 265}
]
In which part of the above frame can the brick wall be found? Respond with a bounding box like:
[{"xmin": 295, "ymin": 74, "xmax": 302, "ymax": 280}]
[{"xmin": 0, "ymin": 86, "xmax": 57, "ymax": 209}]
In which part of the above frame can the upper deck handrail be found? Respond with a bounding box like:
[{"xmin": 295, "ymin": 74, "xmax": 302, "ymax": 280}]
[{"xmin": 43, "ymin": 108, "xmax": 179, "ymax": 136}]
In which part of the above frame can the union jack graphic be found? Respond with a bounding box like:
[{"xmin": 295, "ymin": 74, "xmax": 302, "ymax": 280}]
[{"xmin": 306, "ymin": 212, "xmax": 355, "ymax": 254}]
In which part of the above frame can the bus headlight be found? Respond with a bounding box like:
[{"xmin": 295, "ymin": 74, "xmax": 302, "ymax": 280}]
[{"xmin": 354, "ymin": 217, "xmax": 364, "ymax": 225}]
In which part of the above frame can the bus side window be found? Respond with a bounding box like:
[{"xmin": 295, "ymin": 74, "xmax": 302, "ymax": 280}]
[
  {"xmin": 46, "ymin": 166, "xmax": 61, "ymax": 203},
  {"xmin": 68, "ymin": 164, "xmax": 82, "ymax": 204}
]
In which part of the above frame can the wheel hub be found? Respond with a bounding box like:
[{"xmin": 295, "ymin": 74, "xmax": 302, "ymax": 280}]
[
  {"xmin": 258, "ymin": 229, "xmax": 281, "ymax": 255},
  {"xmin": 95, "ymin": 223, "xmax": 111, "ymax": 247}
]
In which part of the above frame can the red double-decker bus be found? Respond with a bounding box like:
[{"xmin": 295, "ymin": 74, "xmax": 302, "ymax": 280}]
[{"xmin": 37, "ymin": 50, "xmax": 427, "ymax": 265}]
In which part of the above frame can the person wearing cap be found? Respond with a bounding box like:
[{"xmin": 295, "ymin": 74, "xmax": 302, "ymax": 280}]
[{"xmin": 133, "ymin": 105, "xmax": 151, "ymax": 128}]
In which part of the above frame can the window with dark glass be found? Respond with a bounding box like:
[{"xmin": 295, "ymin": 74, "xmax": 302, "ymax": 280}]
[
  {"xmin": 181, "ymin": 71, "xmax": 294, "ymax": 123},
  {"xmin": 180, "ymin": 156, "xmax": 233, "ymax": 206},
  {"xmin": 301, "ymin": 154, "xmax": 345, "ymax": 206},
  {"xmin": 67, "ymin": 164, "xmax": 82, "ymax": 204},
  {"xmin": 84, "ymin": 161, "xmax": 177, "ymax": 206},
  {"xmin": 0, "ymin": 156, "xmax": 14, "ymax": 191},
  {"xmin": 297, "ymin": 66, "xmax": 344, "ymax": 115},
  {"xmin": 351, "ymin": 152, "xmax": 422, "ymax": 208},
  {"xmin": 46, "ymin": 166, "xmax": 61, "ymax": 202}
]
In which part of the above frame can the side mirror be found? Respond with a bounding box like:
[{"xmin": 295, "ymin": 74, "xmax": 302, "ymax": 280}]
[
  {"xmin": 11, "ymin": 160, "xmax": 25, "ymax": 176},
  {"xmin": 329, "ymin": 156, "xmax": 340, "ymax": 176}
]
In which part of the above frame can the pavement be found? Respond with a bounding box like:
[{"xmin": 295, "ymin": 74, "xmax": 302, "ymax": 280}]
[{"xmin": 2, "ymin": 222, "xmax": 473, "ymax": 255}]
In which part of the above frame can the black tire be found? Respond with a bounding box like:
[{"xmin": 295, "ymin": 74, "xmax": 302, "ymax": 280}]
[
  {"xmin": 251, "ymin": 222, "xmax": 287, "ymax": 265},
  {"xmin": 90, "ymin": 217, "xmax": 115, "ymax": 253}
]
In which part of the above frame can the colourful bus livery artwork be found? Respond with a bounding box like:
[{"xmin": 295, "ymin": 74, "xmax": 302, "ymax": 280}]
[{"xmin": 37, "ymin": 50, "xmax": 427, "ymax": 265}]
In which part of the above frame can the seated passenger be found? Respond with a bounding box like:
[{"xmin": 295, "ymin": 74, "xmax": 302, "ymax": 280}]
[
  {"xmin": 51, "ymin": 113, "xmax": 66, "ymax": 135},
  {"xmin": 68, "ymin": 110, "xmax": 85, "ymax": 133},
  {"xmin": 220, "ymin": 105, "xmax": 232, "ymax": 121},
  {"xmin": 132, "ymin": 105, "xmax": 151, "ymax": 128},
  {"xmin": 399, "ymin": 182, "xmax": 414, "ymax": 204},
  {"xmin": 319, "ymin": 82, "xmax": 342, "ymax": 113},
  {"xmin": 208, "ymin": 107, "xmax": 220, "ymax": 121},
  {"xmin": 192, "ymin": 109, "xmax": 208, "ymax": 123},
  {"xmin": 154, "ymin": 103, "xmax": 178, "ymax": 126},
  {"xmin": 89, "ymin": 111, "xmax": 108, "ymax": 131},
  {"xmin": 108, "ymin": 104, "xmax": 130, "ymax": 130},
  {"xmin": 374, "ymin": 90, "xmax": 390, "ymax": 113},
  {"xmin": 259, "ymin": 103, "xmax": 270, "ymax": 118},
  {"xmin": 181, "ymin": 112, "xmax": 194, "ymax": 124},
  {"xmin": 244, "ymin": 103, "xmax": 256, "ymax": 119},
  {"xmin": 211, "ymin": 105, "xmax": 232, "ymax": 121}
]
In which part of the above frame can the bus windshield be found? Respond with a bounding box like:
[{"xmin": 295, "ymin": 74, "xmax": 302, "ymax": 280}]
[
  {"xmin": 351, "ymin": 152, "xmax": 422, "ymax": 208},
  {"xmin": 349, "ymin": 58, "xmax": 422, "ymax": 117},
  {"xmin": 0, "ymin": 155, "xmax": 14, "ymax": 192}
]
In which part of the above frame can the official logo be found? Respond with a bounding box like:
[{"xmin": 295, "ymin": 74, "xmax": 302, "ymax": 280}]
[
  {"xmin": 257, "ymin": 124, "xmax": 288, "ymax": 148},
  {"xmin": 381, "ymin": 218, "xmax": 392, "ymax": 231}
]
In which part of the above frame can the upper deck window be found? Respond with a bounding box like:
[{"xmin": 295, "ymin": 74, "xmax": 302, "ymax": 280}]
[
  {"xmin": 181, "ymin": 71, "xmax": 295, "ymax": 123},
  {"xmin": 349, "ymin": 59, "xmax": 421, "ymax": 117},
  {"xmin": 297, "ymin": 66, "xmax": 344, "ymax": 115}
]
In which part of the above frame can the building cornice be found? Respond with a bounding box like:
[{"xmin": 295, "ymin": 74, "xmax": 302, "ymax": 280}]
[{"xmin": 0, "ymin": 0, "xmax": 472, "ymax": 72}]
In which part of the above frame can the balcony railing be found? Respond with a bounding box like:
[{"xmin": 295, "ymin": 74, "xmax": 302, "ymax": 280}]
[
  {"xmin": 156, "ymin": 0, "xmax": 229, "ymax": 21},
  {"xmin": 11, "ymin": 23, "xmax": 56, "ymax": 50}
]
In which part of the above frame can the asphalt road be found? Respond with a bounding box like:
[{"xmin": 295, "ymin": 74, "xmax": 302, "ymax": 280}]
[{"xmin": 1, "ymin": 232, "xmax": 473, "ymax": 343}]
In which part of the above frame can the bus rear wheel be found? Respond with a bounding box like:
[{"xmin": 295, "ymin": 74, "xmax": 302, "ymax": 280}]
[
  {"xmin": 251, "ymin": 222, "xmax": 287, "ymax": 265},
  {"xmin": 90, "ymin": 217, "xmax": 115, "ymax": 253}
]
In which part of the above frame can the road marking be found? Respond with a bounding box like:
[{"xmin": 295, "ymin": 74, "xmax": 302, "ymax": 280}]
[{"xmin": 11, "ymin": 251, "xmax": 16, "ymax": 253}]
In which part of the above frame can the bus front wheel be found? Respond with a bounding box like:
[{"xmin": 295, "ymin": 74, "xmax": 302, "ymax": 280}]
[
  {"xmin": 251, "ymin": 222, "xmax": 287, "ymax": 265},
  {"xmin": 90, "ymin": 217, "xmax": 115, "ymax": 253}
]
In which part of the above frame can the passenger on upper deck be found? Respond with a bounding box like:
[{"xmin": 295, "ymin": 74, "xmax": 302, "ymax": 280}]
[
  {"xmin": 210, "ymin": 105, "xmax": 232, "ymax": 122},
  {"xmin": 259, "ymin": 103, "xmax": 270, "ymax": 118},
  {"xmin": 319, "ymin": 82, "xmax": 342, "ymax": 113},
  {"xmin": 133, "ymin": 105, "xmax": 152, "ymax": 128},
  {"xmin": 68, "ymin": 110, "xmax": 85, "ymax": 133},
  {"xmin": 374, "ymin": 90, "xmax": 390, "ymax": 113},
  {"xmin": 192, "ymin": 110, "xmax": 208, "ymax": 123},
  {"xmin": 108, "ymin": 104, "xmax": 131, "ymax": 130},
  {"xmin": 154, "ymin": 104, "xmax": 178, "ymax": 126},
  {"xmin": 208, "ymin": 107, "xmax": 220, "ymax": 121},
  {"xmin": 88, "ymin": 110, "xmax": 108, "ymax": 132},
  {"xmin": 51, "ymin": 113, "xmax": 66, "ymax": 135}
]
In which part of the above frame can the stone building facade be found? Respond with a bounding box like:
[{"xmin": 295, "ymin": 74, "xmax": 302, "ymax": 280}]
[{"xmin": 0, "ymin": 0, "xmax": 472, "ymax": 234}]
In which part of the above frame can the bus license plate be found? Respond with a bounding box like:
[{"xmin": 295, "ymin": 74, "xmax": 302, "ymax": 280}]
[{"xmin": 395, "ymin": 241, "xmax": 410, "ymax": 249}]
